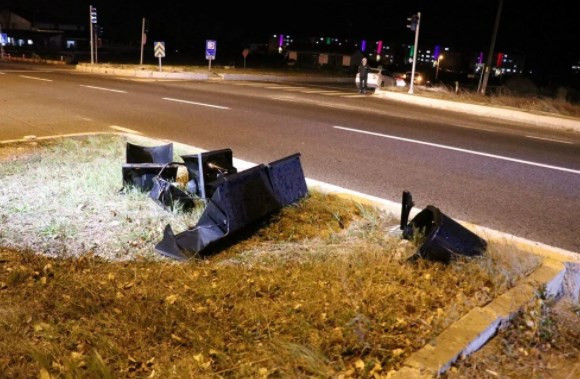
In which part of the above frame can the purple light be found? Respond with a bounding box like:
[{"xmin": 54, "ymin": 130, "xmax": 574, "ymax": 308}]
[
  {"xmin": 361, "ymin": 40, "xmax": 366, "ymax": 52},
  {"xmin": 478, "ymin": 52, "xmax": 484, "ymax": 64},
  {"xmin": 434, "ymin": 45, "xmax": 441, "ymax": 60},
  {"xmin": 279, "ymin": 34, "xmax": 284, "ymax": 47}
]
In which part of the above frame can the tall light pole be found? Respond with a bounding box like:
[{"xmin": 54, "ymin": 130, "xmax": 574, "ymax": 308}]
[
  {"xmin": 435, "ymin": 54, "xmax": 444, "ymax": 80},
  {"xmin": 139, "ymin": 17, "xmax": 146, "ymax": 65},
  {"xmin": 480, "ymin": 0, "xmax": 503, "ymax": 95},
  {"xmin": 408, "ymin": 12, "xmax": 421, "ymax": 95}
]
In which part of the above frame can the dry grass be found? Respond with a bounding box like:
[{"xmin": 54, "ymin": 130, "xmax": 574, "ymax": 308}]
[
  {"xmin": 0, "ymin": 135, "xmax": 544, "ymax": 377},
  {"xmin": 445, "ymin": 296, "xmax": 580, "ymax": 378},
  {"xmin": 0, "ymin": 136, "xmax": 202, "ymax": 260}
]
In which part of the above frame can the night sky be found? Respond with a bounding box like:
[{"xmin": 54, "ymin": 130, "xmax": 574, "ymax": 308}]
[{"xmin": 2, "ymin": 0, "xmax": 579, "ymax": 62}]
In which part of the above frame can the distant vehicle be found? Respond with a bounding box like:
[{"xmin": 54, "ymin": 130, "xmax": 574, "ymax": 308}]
[
  {"xmin": 356, "ymin": 68, "xmax": 397, "ymax": 89},
  {"xmin": 404, "ymin": 71, "xmax": 424, "ymax": 85}
]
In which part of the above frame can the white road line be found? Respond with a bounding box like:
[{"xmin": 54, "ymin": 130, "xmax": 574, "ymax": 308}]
[
  {"xmin": 333, "ymin": 126, "xmax": 580, "ymax": 175},
  {"xmin": 322, "ymin": 92, "xmax": 357, "ymax": 96},
  {"xmin": 270, "ymin": 96, "xmax": 299, "ymax": 102},
  {"xmin": 301, "ymin": 90, "xmax": 342, "ymax": 94},
  {"xmin": 342, "ymin": 94, "xmax": 368, "ymax": 98},
  {"xmin": 525, "ymin": 135, "xmax": 573, "ymax": 145},
  {"xmin": 162, "ymin": 97, "xmax": 230, "ymax": 110},
  {"xmin": 109, "ymin": 125, "xmax": 142, "ymax": 134},
  {"xmin": 19, "ymin": 75, "xmax": 53, "ymax": 82},
  {"xmin": 80, "ymin": 85, "xmax": 127, "ymax": 93},
  {"xmin": 266, "ymin": 86, "xmax": 307, "ymax": 89},
  {"xmin": 0, "ymin": 72, "xmax": 5, "ymax": 75}
]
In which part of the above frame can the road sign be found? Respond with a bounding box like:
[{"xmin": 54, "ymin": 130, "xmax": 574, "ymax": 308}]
[
  {"xmin": 242, "ymin": 48, "xmax": 249, "ymax": 58},
  {"xmin": 205, "ymin": 40, "xmax": 216, "ymax": 60},
  {"xmin": 0, "ymin": 34, "xmax": 7, "ymax": 45},
  {"xmin": 154, "ymin": 41, "xmax": 165, "ymax": 58}
]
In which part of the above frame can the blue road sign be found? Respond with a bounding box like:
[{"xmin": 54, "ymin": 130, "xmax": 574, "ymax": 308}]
[
  {"xmin": 205, "ymin": 40, "xmax": 216, "ymax": 60},
  {"xmin": 0, "ymin": 34, "xmax": 7, "ymax": 45}
]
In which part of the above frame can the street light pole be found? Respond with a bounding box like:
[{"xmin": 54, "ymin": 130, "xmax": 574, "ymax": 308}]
[
  {"xmin": 139, "ymin": 17, "xmax": 145, "ymax": 65},
  {"xmin": 408, "ymin": 12, "xmax": 421, "ymax": 95},
  {"xmin": 480, "ymin": 0, "xmax": 503, "ymax": 95},
  {"xmin": 435, "ymin": 54, "xmax": 443, "ymax": 80}
]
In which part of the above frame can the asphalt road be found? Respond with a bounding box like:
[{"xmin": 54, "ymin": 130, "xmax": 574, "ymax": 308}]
[{"xmin": 1, "ymin": 62, "xmax": 579, "ymax": 252}]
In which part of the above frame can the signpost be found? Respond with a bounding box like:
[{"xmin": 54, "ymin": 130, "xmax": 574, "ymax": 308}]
[
  {"xmin": 242, "ymin": 48, "xmax": 249, "ymax": 69},
  {"xmin": 154, "ymin": 41, "xmax": 165, "ymax": 72},
  {"xmin": 205, "ymin": 40, "xmax": 216, "ymax": 70}
]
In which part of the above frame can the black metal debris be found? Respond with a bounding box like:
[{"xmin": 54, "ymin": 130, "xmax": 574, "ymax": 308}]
[
  {"xmin": 400, "ymin": 191, "xmax": 487, "ymax": 263},
  {"xmin": 155, "ymin": 154, "xmax": 308, "ymax": 260},
  {"xmin": 122, "ymin": 143, "xmax": 177, "ymax": 192}
]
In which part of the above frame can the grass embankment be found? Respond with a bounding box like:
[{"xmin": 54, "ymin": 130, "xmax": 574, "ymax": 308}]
[
  {"xmin": 387, "ymin": 86, "xmax": 580, "ymax": 119},
  {"xmin": 86, "ymin": 63, "xmax": 349, "ymax": 77},
  {"xmin": 0, "ymin": 135, "xmax": 541, "ymax": 377}
]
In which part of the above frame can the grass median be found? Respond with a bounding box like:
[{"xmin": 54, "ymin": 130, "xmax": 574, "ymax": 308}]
[{"xmin": 0, "ymin": 135, "xmax": 541, "ymax": 377}]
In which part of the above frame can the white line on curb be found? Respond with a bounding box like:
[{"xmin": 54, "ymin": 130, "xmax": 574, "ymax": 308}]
[
  {"xmin": 162, "ymin": 97, "xmax": 230, "ymax": 110},
  {"xmin": 80, "ymin": 85, "xmax": 127, "ymax": 93},
  {"xmin": 525, "ymin": 135, "xmax": 573, "ymax": 145},
  {"xmin": 334, "ymin": 125, "xmax": 580, "ymax": 175},
  {"xmin": 19, "ymin": 75, "xmax": 53, "ymax": 82},
  {"xmin": 109, "ymin": 125, "xmax": 142, "ymax": 134}
]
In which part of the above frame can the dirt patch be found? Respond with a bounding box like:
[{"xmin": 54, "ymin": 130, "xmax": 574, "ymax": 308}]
[{"xmin": 445, "ymin": 297, "xmax": 580, "ymax": 378}]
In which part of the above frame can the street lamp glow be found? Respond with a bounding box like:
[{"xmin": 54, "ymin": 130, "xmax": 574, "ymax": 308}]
[{"xmin": 436, "ymin": 54, "xmax": 444, "ymax": 80}]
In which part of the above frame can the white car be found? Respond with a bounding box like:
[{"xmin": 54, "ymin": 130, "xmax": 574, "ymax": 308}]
[{"xmin": 356, "ymin": 68, "xmax": 396, "ymax": 89}]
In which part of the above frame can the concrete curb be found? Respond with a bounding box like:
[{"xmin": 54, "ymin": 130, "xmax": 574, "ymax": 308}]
[
  {"xmin": 374, "ymin": 88, "xmax": 580, "ymax": 133},
  {"xmin": 75, "ymin": 64, "xmax": 209, "ymax": 80},
  {"xmin": 390, "ymin": 258, "xmax": 579, "ymax": 378},
  {"xmin": 74, "ymin": 64, "xmax": 351, "ymax": 83},
  {"xmin": 3, "ymin": 132, "xmax": 579, "ymax": 378}
]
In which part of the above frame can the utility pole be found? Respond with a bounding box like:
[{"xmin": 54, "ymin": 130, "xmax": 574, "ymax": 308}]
[
  {"xmin": 408, "ymin": 12, "xmax": 421, "ymax": 95},
  {"xmin": 139, "ymin": 17, "xmax": 146, "ymax": 65},
  {"xmin": 480, "ymin": 0, "xmax": 503, "ymax": 95}
]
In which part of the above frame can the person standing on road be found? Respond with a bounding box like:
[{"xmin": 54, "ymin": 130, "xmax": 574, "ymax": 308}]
[{"xmin": 358, "ymin": 57, "xmax": 370, "ymax": 94}]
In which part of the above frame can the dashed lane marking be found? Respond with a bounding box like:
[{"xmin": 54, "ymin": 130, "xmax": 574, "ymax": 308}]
[
  {"xmin": 525, "ymin": 135, "xmax": 573, "ymax": 145},
  {"xmin": 19, "ymin": 75, "xmax": 53, "ymax": 82},
  {"xmin": 80, "ymin": 85, "xmax": 127, "ymax": 93},
  {"xmin": 109, "ymin": 125, "xmax": 143, "ymax": 134},
  {"xmin": 162, "ymin": 97, "xmax": 230, "ymax": 110}
]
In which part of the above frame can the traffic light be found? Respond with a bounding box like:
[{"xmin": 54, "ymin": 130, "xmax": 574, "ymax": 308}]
[
  {"xmin": 406, "ymin": 14, "xmax": 418, "ymax": 31},
  {"xmin": 144, "ymin": 18, "xmax": 150, "ymax": 33},
  {"xmin": 97, "ymin": 26, "xmax": 104, "ymax": 37},
  {"xmin": 90, "ymin": 7, "xmax": 97, "ymax": 24}
]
